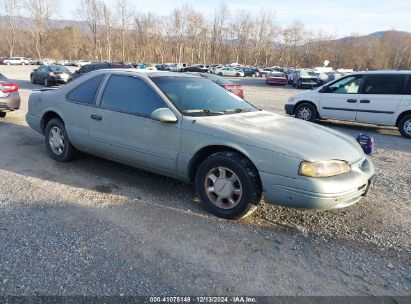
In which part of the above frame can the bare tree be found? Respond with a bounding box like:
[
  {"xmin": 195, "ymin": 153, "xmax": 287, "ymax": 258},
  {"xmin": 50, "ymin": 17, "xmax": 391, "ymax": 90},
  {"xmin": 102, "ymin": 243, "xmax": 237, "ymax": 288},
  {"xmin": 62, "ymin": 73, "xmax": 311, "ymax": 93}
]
[
  {"xmin": 78, "ymin": 0, "xmax": 101, "ymax": 60},
  {"xmin": 102, "ymin": 2, "xmax": 113, "ymax": 61},
  {"xmin": 0, "ymin": 0, "xmax": 22, "ymax": 57},
  {"xmin": 116, "ymin": 0, "xmax": 133, "ymax": 62},
  {"xmin": 26, "ymin": 0, "xmax": 59, "ymax": 59}
]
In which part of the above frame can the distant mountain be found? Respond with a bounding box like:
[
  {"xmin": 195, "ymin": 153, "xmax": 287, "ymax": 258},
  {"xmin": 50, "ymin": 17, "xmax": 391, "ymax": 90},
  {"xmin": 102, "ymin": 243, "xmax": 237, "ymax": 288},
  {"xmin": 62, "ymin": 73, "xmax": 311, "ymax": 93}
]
[
  {"xmin": 334, "ymin": 30, "xmax": 411, "ymax": 44},
  {"xmin": 0, "ymin": 15, "xmax": 91, "ymax": 32}
]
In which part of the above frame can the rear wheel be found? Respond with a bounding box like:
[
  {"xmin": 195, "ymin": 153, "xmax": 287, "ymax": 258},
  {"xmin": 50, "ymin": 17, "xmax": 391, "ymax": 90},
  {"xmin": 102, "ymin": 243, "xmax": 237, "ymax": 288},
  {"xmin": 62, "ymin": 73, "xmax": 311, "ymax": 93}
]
[
  {"xmin": 0, "ymin": 112, "xmax": 6, "ymax": 118},
  {"xmin": 195, "ymin": 152, "xmax": 262, "ymax": 219},
  {"xmin": 45, "ymin": 118, "xmax": 76, "ymax": 162},
  {"xmin": 398, "ymin": 114, "xmax": 411, "ymax": 139},
  {"xmin": 218, "ymin": 72, "xmax": 223, "ymax": 76},
  {"xmin": 295, "ymin": 103, "xmax": 317, "ymax": 122}
]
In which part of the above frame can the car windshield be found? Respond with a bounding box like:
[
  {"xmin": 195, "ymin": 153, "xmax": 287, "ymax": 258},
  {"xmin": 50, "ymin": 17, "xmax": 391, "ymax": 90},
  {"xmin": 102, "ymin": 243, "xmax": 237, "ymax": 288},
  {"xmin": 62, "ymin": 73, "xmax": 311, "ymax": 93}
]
[
  {"xmin": 49, "ymin": 66, "xmax": 70, "ymax": 72},
  {"xmin": 300, "ymin": 70, "xmax": 317, "ymax": 77},
  {"xmin": 151, "ymin": 76, "xmax": 257, "ymax": 116},
  {"xmin": 270, "ymin": 72, "xmax": 284, "ymax": 77}
]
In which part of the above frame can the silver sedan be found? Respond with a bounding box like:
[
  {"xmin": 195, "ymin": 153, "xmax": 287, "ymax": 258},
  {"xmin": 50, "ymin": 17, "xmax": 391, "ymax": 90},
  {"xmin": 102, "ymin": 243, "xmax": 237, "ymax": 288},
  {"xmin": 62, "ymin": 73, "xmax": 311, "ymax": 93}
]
[{"xmin": 26, "ymin": 70, "xmax": 375, "ymax": 219}]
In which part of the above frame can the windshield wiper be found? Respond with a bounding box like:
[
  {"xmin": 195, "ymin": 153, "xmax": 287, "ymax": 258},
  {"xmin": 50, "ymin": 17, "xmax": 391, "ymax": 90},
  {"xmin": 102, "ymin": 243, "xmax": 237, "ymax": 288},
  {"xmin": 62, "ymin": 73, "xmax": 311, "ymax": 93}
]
[
  {"xmin": 184, "ymin": 109, "xmax": 224, "ymax": 116},
  {"xmin": 224, "ymin": 108, "xmax": 251, "ymax": 113}
]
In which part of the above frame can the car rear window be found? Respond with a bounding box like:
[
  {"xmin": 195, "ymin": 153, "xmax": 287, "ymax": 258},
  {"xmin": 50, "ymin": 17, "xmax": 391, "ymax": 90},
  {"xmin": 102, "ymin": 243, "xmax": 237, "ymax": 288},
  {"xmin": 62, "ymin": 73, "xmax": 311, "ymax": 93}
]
[
  {"xmin": 67, "ymin": 74, "xmax": 105, "ymax": 104},
  {"xmin": 362, "ymin": 75, "xmax": 406, "ymax": 95}
]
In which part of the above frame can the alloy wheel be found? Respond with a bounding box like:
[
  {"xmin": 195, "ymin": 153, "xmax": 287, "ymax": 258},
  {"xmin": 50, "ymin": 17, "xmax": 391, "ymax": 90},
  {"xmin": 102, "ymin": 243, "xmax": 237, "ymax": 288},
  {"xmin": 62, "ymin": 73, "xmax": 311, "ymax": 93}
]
[
  {"xmin": 204, "ymin": 166, "xmax": 243, "ymax": 210},
  {"xmin": 48, "ymin": 126, "xmax": 65, "ymax": 155},
  {"xmin": 404, "ymin": 119, "xmax": 411, "ymax": 135},
  {"xmin": 298, "ymin": 107, "xmax": 312, "ymax": 121}
]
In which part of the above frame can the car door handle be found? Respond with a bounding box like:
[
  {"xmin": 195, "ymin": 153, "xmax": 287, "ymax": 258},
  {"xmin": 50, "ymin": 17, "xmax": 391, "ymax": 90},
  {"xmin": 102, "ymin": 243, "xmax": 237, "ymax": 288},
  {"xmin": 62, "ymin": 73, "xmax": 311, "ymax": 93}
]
[
  {"xmin": 91, "ymin": 115, "xmax": 102, "ymax": 121},
  {"xmin": 360, "ymin": 100, "xmax": 370, "ymax": 104},
  {"xmin": 347, "ymin": 99, "xmax": 357, "ymax": 103}
]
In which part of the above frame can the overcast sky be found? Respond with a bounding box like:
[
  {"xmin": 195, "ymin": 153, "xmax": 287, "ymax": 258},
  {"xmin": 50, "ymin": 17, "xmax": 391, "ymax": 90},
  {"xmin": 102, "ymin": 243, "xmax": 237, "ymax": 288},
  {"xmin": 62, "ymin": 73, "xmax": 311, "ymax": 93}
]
[{"xmin": 60, "ymin": 0, "xmax": 411, "ymax": 37}]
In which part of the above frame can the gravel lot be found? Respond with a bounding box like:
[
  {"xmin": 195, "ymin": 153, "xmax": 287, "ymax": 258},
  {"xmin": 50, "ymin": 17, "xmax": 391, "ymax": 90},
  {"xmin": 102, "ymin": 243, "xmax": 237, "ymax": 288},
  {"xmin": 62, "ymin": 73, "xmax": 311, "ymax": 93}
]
[{"xmin": 0, "ymin": 66, "xmax": 410, "ymax": 296}]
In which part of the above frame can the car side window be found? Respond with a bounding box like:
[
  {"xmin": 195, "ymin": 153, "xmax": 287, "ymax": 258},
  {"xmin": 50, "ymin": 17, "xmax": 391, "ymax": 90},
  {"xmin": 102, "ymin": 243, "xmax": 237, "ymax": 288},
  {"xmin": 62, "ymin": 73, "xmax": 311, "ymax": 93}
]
[
  {"xmin": 327, "ymin": 76, "xmax": 362, "ymax": 94},
  {"xmin": 100, "ymin": 75, "xmax": 166, "ymax": 117},
  {"xmin": 362, "ymin": 75, "xmax": 406, "ymax": 95},
  {"xmin": 67, "ymin": 74, "xmax": 105, "ymax": 104},
  {"xmin": 404, "ymin": 76, "xmax": 411, "ymax": 95}
]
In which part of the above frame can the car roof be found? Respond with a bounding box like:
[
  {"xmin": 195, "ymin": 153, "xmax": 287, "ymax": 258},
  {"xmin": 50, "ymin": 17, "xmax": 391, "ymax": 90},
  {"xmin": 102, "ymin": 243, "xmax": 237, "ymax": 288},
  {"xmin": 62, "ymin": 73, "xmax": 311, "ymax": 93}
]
[
  {"xmin": 93, "ymin": 69, "xmax": 201, "ymax": 78},
  {"xmin": 349, "ymin": 70, "xmax": 411, "ymax": 75}
]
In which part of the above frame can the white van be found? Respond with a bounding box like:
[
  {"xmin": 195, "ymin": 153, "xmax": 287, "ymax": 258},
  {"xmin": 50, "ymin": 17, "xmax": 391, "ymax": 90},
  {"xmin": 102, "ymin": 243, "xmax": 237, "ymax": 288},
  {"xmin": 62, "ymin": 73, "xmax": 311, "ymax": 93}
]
[{"xmin": 285, "ymin": 71, "xmax": 411, "ymax": 138}]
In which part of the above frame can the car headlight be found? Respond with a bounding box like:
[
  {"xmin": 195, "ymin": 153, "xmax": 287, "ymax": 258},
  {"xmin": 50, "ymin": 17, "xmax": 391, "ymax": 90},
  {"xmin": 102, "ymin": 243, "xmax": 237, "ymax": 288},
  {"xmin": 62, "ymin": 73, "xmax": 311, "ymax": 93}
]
[{"xmin": 299, "ymin": 160, "xmax": 351, "ymax": 178}]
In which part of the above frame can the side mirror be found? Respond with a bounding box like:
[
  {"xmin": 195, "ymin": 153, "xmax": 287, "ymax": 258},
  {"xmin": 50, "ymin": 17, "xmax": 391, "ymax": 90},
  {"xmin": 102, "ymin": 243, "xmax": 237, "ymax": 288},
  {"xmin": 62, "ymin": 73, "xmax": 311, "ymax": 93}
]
[
  {"xmin": 151, "ymin": 108, "xmax": 178, "ymax": 123},
  {"xmin": 320, "ymin": 86, "xmax": 330, "ymax": 93}
]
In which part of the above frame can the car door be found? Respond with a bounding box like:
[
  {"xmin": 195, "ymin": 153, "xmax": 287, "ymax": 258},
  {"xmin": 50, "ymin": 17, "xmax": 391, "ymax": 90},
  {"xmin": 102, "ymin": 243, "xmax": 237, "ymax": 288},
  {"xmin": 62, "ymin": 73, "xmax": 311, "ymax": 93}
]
[
  {"xmin": 63, "ymin": 74, "xmax": 107, "ymax": 150},
  {"xmin": 89, "ymin": 74, "xmax": 181, "ymax": 174},
  {"xmin": 319, "ymin": 75, "xmax": 363, "ymax": 121},
  {"xmin": 35, "ymin": 66, "xmax": 46, "ymax": 83},
  {"xmin": 356, "ymin": 74, "xmax": 406, "ymax": 125}
]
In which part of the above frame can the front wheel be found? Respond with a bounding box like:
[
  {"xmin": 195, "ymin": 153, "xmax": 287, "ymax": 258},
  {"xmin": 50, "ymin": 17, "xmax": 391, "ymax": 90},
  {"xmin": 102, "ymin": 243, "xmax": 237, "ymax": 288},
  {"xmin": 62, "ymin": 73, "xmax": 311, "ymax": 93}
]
[
  {"xmin": 45, "ymin": 118, "xmax": 76, "ymax": 162},
  {"xmin": 399, "ymin": 114, "xmax": 411, "ymax": 139},
  {"xmin": 195, "ymin": 152, "xmax": 262, "ymax": 219},
  {"xmin": 295, "ymin": 103, "xmax": 317, "ymax": 122}
]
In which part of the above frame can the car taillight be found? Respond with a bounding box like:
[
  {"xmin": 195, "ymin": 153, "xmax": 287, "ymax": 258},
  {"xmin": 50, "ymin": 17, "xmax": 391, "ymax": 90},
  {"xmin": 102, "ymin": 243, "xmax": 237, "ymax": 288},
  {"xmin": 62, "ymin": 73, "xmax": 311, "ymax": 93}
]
[{"xmin": 0, "ymin": 83, "xmax": 19, "ymax": 93}]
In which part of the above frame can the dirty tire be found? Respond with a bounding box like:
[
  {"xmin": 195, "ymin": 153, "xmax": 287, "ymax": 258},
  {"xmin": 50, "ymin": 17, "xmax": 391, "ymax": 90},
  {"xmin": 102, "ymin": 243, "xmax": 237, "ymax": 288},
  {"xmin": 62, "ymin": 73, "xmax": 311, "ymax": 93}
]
[
  {"xmin": 45, "ymin": 118, "xmax": 76, "ymax": 162},
  {"xmin": 195, "ymin": 152, "xmax": 262, "ymax": 219},
  {"xmin": 398, "ymin": 114, "xmax": 411, "ymax": 139}
]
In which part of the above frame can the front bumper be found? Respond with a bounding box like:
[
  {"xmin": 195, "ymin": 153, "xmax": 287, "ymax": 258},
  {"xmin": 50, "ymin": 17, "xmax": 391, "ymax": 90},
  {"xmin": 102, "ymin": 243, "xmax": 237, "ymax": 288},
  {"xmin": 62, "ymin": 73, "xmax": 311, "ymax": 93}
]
[
  {"xmin": 49, "ymin": 76, "xmax": 72, "ymax": 85},
  {"xmin": 261, "ymin": 156, "xmax": 375, "ymax": 210},
  {"xmin": 284, "ymin": 104, "xmax": 295, "ymax": 115}
]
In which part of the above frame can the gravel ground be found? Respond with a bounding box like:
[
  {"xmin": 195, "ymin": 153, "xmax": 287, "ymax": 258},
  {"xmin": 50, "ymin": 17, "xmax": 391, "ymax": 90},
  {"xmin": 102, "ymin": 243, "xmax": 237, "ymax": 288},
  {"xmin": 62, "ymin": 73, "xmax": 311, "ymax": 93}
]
[{"xmin": 0, "ymin": 66, "xmax": 410, "ymax": 296}]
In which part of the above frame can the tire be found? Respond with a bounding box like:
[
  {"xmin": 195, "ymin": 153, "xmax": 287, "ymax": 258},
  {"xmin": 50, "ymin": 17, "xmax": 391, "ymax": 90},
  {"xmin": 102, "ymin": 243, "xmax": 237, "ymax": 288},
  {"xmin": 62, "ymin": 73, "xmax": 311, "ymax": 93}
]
[
  {"xmin": 295, "ymin": 103, "xmax": 317, "ymax": 122},
  {"xmin": 0, "ymin": 112, "xmax": 6, "ymax": 118},
  {"xmin": 218, "ymin": 72, "xmax": 223, "ymax": 76},
  {"xmin": 398, "ymin": 114, "xmax": 411, "ymax": 139},
  {"xmin": 31, "ymin": 75, "xmax": 35, "ymax": 84},
  {"xmin": 44, "ymin": 78, "xmax": 49, "ymax": 87},
  {"xmin": 195, "ymin": 151, "xmax": 262, "ymax": 219},
  {"xmin": 235, "ymin": 73, "xmax": 240, "ymax": 77},
  {"xmin": 6, "ymin": 62, "xmax": 10, "ymax": 65},
  {"xmin": 44, "ymin": 118, "xmax": 76, "ymax": 162},
  {"xmin": 22, "ymin": 62, "xmax": 25, "ymax": 66}
]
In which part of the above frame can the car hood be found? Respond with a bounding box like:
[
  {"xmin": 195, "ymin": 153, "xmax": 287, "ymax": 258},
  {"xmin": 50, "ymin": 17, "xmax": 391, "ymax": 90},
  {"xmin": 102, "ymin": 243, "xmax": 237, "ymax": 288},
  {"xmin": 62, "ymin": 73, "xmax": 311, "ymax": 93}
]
[{"xmin": 191, "ymin": 111, "xmax": 364, "ymax": 163}]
